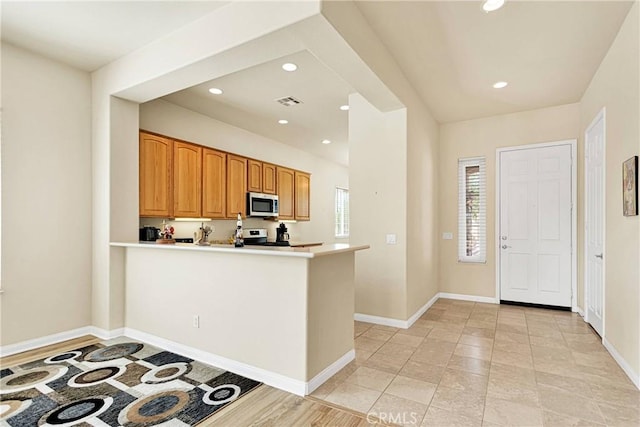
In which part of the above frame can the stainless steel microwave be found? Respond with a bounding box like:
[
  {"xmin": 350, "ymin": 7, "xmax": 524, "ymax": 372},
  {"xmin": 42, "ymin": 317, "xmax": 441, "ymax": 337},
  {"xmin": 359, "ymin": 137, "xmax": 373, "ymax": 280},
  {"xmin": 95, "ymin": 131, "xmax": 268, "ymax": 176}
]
[{"xmin": 247, "ymin": 192, "xmax": 279, "ymax": 217}]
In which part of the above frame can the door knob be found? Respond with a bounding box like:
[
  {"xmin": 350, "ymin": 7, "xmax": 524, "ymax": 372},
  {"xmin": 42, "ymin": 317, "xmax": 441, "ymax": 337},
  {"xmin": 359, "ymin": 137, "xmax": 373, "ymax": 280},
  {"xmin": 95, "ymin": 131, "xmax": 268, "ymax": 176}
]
[
  {"xmin": 502, "ymin": 245, "xmax": 511, "ymax": 249},
  {"xmin": 501, "ymin": 236, "xmax": 508, "ymax": 240},
  {"xmin": 595, "ymin": 253, "xmax": 603, "ymax": 259}
]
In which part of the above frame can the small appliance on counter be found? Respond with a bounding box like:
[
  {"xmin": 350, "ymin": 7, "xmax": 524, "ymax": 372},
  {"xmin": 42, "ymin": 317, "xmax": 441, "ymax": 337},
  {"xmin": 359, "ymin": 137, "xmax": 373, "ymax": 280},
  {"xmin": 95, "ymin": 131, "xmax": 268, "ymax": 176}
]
[
  {"xmin": 139, "ymin": 226, "xmax": 160, "ymax": 242},
  {"xmin": 243, "ymin": 228, "xmax": 290, "ymax": 247},
  {"xmin": 246, "ymin": 192, "xmax": 279, "ymax": 217},
  {"xmin": 276, "ymin": 223, "xmax": 290, "ymax": 244}
]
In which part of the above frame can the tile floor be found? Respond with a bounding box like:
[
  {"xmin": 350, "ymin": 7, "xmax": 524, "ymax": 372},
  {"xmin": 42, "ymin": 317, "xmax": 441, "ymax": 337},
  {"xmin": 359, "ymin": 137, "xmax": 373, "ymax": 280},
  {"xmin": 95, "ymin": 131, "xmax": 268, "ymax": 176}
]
[{"xmin": 311, "ymin": 298, "xmax": 640, "ymax": 426}]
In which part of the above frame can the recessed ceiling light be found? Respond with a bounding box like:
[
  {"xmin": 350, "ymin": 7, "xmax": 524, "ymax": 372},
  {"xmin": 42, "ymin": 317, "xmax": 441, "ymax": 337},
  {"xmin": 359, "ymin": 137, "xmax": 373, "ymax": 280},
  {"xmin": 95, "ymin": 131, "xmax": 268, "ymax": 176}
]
[
  {"xmin": 282, "ymin": 63, "xmax": 298, "ymax": 72},
  {"xmin": 483, "ymin": 0, "xmax": 505, "ymax": 12},
  {"xmin": 208, "ymin": 87, "xmax": 223, "ymax": 95},
  {"xmin": 339, "ymin": 105, "xmax": 350, "ymax": 111},
  {"xmin": 322, "ymin": 139, "xmax": 331, "ymax": 145},
  {"xmin": 493, "ymin": 81, "xmax": 508, "ymax": 89},
  {"xmin": 278, "ymin": 119, "xmax": 289, "ymax": 125}
]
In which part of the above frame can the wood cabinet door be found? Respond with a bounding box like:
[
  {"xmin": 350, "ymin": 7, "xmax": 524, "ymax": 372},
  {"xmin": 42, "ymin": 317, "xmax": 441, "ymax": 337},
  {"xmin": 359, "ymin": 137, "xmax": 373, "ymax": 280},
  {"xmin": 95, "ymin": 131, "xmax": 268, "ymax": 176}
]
[
  {"xmin": 227, "ymin": 154, "xmax": 247, "ymax": 218},
  {"xmin": 202, "ymin": 148, "xmax": 226, "ymax": 218},
  {"xmin": 139, "ymin": 132, "xmax": 173, "ymax": 217},
  {"xmin": 277, "ymin": 167, "xmax": 295, "ymax": 220},
  {"xmin": 173, "ymin": 141, "xmax": 202, "ymax": 217},
  {"xmin": 294, "ymin": 171, "xmax": 311, "ymax": 221},
  {"xmin": 262, "ymin": 163, "xmax": 277, "ymax": 195},
  {"xmin": 247, "ymin": 159, "xmax": 262, "ymax": 193}
]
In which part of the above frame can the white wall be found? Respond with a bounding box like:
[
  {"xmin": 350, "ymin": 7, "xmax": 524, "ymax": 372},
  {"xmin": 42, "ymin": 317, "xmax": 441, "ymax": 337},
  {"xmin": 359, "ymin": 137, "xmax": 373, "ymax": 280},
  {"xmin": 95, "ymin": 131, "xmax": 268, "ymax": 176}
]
[
  {"xmin": 580, "ymin": 2, "xmax": 639, "ymax": 377},
  {"xmin": 139, "ymin": 99, "xmax": 348, "ymax": 244},
  {"xmin": 1, "ymin": 43, "xmax": 92, "ymax": 345}
]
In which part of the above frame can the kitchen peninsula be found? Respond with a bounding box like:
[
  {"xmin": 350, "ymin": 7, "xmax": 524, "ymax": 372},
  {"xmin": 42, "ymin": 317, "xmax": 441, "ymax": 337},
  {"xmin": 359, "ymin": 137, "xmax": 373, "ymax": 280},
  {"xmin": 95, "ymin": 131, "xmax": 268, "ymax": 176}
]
[{"xmin": 110, "ymin": 241, "xmax": 368, "ymax": 395}]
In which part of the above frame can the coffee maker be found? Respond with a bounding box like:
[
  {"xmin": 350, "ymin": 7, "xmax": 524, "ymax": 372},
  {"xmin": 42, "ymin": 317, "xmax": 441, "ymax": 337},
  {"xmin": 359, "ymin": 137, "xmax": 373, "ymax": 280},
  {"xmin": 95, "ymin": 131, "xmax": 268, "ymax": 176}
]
[{"xmin": 276, "ymin": 223, "xmax": 290, "ymax": 244}]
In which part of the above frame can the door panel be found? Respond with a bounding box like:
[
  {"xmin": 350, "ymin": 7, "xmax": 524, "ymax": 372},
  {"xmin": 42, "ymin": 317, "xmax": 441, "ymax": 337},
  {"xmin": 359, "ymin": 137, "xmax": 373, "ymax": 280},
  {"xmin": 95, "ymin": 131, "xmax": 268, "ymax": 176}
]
[
  {"xmin": 500, "ymin": 144, "xmax": 572, "ymax": 307},
  {"xmin": 585, "ymin": 114, "xmax": 605, "ymax": 336}
]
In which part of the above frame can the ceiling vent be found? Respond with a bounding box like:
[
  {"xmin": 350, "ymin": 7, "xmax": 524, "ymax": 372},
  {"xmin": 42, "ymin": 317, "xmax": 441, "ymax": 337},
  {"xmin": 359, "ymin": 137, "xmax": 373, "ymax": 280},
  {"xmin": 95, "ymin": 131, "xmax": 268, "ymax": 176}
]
[{"xmin": 275, "ymin": 96, "xmax": 303, "ymax": 107}]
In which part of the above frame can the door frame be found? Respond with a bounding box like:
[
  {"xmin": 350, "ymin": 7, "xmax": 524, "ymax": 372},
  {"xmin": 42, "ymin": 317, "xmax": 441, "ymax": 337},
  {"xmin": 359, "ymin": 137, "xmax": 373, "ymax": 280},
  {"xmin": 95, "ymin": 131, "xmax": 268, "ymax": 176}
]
[
  {"xmin": 495, "ymin": 139, "xmax": 578, "ymax": 310},
  {"xmin": 583, "ymin": 107, "xmax": 606, "ymax": 335}
]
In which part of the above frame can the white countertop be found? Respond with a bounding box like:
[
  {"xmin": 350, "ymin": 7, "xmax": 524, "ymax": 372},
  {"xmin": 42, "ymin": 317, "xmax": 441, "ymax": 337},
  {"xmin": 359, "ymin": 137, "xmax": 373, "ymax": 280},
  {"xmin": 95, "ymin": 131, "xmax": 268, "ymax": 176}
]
[{"xmin": 110, "ymin": 241, "xmax": 369, "ymax": 258}]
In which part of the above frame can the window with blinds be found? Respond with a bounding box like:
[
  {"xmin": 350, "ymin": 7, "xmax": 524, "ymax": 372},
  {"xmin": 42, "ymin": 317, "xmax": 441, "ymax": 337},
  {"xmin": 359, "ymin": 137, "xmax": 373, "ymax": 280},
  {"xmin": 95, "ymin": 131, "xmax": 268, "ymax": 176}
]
[
  {"xmin": 335, "ymin": 187, "xmax": 349, "ymax": 238},
  {"xmin": 458, "ymin": 157, "xmax": 486, "ymax": 263}
]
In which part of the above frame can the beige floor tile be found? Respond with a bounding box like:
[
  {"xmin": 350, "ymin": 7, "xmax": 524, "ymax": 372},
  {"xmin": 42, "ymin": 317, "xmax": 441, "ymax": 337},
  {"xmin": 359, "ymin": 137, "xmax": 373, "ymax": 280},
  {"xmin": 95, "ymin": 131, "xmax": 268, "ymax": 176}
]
[
  {"xmin": 571, "ymin": 350, "xmax": 620, "ymax": 371},
  {"xmin": 376, "ymin": 342, "xmax": 416, "ymax": 359},
  {"xmin": 541, "ymin": 410, "xmax": 605, "ymax": 427},
  {"xmin": 528, "ymin": 335, "xmax": 567, "ymax": 349},
  {"xmin": 430, "ymin": 385, "xmax": 486, "ymax": 420},
  {"xmin": 469, "ymin": 313, "xmax": 498, "ymax": 323},
  {"xmin": 490, "ymin": 362, "xmax": 537, "ymax": 388},
  {"xmin": 465, "ymin": 319, "xmax": 496, "ymax": 330},
  {"xmin": 487, "ymin": 376, "xmax": 539, "ymax": 406},
  {"xmin": 439, "ymin": 368, "xmax": 489, "ymax": 394},
  {"xmin": 442, "ymin": 310, "xmax": 472, "ymax": 320},
  {"xmin": 528, "ymin": 327, "xmax": 565, "ymax": 340},
  {"xmin": 355, "ymin": 336, "xmax": 387, "ymax": 353},
  {"xmin": 534, "ymin": 371, "xmax": 593, "ymax": 399},
  {"xmin": 537, "ymin": 383, "xmax": 605, "ymax": 424},
  {"xmin": 492, "ymin": 341, "xmax": 531, "ymax": 356},
  {"xmin": 345, "ymin": 366, "xmax": 396, "ymax": 391},
  {"xmin": 494, "ymin": 330, "xmax": 530, "ymax": 344},
  {"xmin": 413, "ymin": 319, "xmax": 439, "ymax": 329},
  {"xmin": 411, "ymin": 346, "xmax": 454, "ymax": 366},
  {"xmin": 463, "ymin": 326, "xmax": 496, "ymax": 339},
  {"xmin": 491, "ymin": 349, "xmax": 533, "ymax": 369},
  {"xmin": 369, "ymin": 393, "xmax": 428, "ymax": 427},
  {"xmin": 325, "ymin": 381, "xmax": 382, "ymax": 414},
  {"xmin": 531, "ymin": 345, "xmax": 573, "ymax": 363},
  {"xmin": 398, "ymin": 326, "xmax": 433, "ymax": 338},
  {"xmin": 363, "ymin": 351, "xmax": 410, "ymax": 375},
  {"xmin": 389, "ymin": 333, "xmax": 425, "ymax": 348},
  {"xmin": 356, "ymin": 349, "xmax": 374, "ymax": 363},
  {"xmin": 596, "ymin": 401, "xmax": 640, "ymax": 426},
  {"xmin": 385, "ymin": 375, "xmax": 437, "ymax": 405},
  {"xmin": 310, "ymin": 377, "xmax": 340, "ymax": 399},
  {"xmin": 448, "ymin": 355, "xmax": 490, "ymax": 376},
  {"xmin": 459, "ymin": 335, "xmax": 494, "ymax": 350},
  {"xmin": 428, "ymin": 328, "xmax": 462, "ymax": 343},
  {"xmin": 434, "ymin": 321, "xmax": 466, "ymax": 333},
  {"xmin": 438, "ymin": 316, "xmax": 468, "ymax": 327},
  {"xmin": 454, "ymin": 343, "xmax": 492, "ymax": 361},
  {"xmin": 355, "ymin": 321, "xmax": 373, "ymax": 336},
  {"xmin": 495, "ymin": 323, "xmax": 528, "ymax": 335},
  {"xmin": 399, "ymin": 359, "xmax": 447, "ymax": 384},
  {"xmin": 533, "ymin": 359, "xmax": 583, "ymax": 380},
  {"xmin": 557, "ymin": 322, "xmax": 593, "ymax": 334},
  {"xmin": 589, "ymin": 382, "xmax": 640, "ymax": 408},
  {"xmin": 372, "ymin": 324, "xmax": 401, "ymax": 333},
  {"xmin": 420, "ymin": 338, "xmax": 458, "ymax": 352},
  {"xmin": 482, "ymin": 396, "xmax": 543, "ymax": 426},
  {"xmin": 421, "ymin": 405, "xmax": 482, "ymax": 427},
  {"xmin": 362, "ymin": 328, "xmax": 395, "ymax": 342}
]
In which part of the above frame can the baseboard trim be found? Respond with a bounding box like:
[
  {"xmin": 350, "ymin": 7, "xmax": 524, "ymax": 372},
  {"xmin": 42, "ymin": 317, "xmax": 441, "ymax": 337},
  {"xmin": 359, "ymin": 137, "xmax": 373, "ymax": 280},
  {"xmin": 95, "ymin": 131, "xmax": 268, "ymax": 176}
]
[
  {"xmin": 88, "ymin": 327, "xmax": 125, "ymax": 340},
  {"xmin": 0, "ymin": 326, "xmax": 94, "ymax": 357},
  {"xmin": 123, "ymin": 328, "xmax": 309, "ymax": 396},
  {"xmin": 406, "ymin": 293, "xmax": 440, "ymax": 328},
  {"xmin": 439, "ymin": 292, "xmax": 499, "ymax": 304},
  {"xmin": 354, "ymin": 313, "xmax": 409, "ymax": 329},
  {"xmin": 355, "ymin": 292, "xmax": 498, "ymax": 329},
  {"xmin": 602, "ymin": 337, "xmax": 640, "ymax": 390},
  {"xmin": 306, "ymin": 349, "xmax": 355, "ymax": 395}
]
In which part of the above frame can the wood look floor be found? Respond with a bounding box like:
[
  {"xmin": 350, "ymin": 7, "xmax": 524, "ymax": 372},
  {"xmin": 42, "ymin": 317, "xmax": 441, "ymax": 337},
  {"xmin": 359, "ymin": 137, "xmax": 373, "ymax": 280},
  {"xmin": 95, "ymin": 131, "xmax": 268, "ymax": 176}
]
[{"xmin": 0, "ymin": 336, "xmax": 388, "ymax": 427}]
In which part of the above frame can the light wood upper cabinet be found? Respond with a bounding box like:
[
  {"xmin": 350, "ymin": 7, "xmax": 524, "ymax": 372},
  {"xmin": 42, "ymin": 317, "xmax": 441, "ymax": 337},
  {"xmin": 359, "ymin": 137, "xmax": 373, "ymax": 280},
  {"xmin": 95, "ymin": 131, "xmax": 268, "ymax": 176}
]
[
  {"xmin": 173, "ymin": 141, "xmax": 202, "ymax": 217},
  {"xmin": 277, "ymin": 167, "xmax": 295, "ymax": 220},
  {"xmin": 202, "ymin": 148, "xmax": 226, "ymax": 219},
  {"xmin": 294, "ymin": 171, "xmax": 311, "ymax": 221},
  {"xmin": 262, "ymin": 163, "xmax": 277, "ymax": 195},
  {"xmin": 139, "ymin": 132, "xmax": 173, "ymax": 217},
  {"xmin": 227, "ymin": 154, "xmax": 247, "ymax": 218},
  {"xmin": 247, "ymin": 159, "xmax": 262, "ymax": 193}
]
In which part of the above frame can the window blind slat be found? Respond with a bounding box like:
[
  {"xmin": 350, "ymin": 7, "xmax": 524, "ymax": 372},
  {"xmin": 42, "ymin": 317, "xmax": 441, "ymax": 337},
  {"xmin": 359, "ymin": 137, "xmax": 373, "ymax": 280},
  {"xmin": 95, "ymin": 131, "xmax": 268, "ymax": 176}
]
[{"xmin": 458, "ymin": 157, "xmax": 486, "ymax": 263}]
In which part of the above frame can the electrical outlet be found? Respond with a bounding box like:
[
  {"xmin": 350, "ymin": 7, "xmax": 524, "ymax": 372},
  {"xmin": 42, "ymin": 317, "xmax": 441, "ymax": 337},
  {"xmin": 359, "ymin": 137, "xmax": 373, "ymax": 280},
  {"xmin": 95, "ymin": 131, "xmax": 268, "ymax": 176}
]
[
  {"xmin": 442, "ymin": 232, "xmax": 453, "ymax": 240},
  {"xmin": 385, "ymin": 234, "xmax": 397, "ymax": 245},
  {"xmin": 193, "ymin": 315, "xmax": 200, "ymax": 328}
]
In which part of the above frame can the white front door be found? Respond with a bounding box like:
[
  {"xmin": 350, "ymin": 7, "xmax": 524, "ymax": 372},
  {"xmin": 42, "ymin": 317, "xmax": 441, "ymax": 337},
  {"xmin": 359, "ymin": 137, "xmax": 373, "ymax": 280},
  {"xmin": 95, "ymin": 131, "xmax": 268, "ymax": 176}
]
[
  {"xmin": 585, "ymin": 112, "xmax": 605, "ymax": 336},
  {"xmin": 499, "ymin": 144, "xmax": 573, "ymax": 307}
]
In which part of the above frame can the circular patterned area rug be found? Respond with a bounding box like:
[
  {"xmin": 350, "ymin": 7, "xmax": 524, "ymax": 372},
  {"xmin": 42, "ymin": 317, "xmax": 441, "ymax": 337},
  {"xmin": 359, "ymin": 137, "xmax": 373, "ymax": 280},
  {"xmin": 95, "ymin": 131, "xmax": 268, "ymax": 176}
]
[{"xmin": 0, "ymin": 340, "xmax": 261, "ymax": 426}]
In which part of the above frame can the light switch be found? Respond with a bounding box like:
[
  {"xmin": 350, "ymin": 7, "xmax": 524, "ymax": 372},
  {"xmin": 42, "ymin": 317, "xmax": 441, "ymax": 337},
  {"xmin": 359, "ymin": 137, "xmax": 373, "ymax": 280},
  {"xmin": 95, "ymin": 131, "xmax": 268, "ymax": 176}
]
[
  {"xmin": 442, "ymin": 232, "xmax": 453, "ymax": 240},
  {"xmin": 386, "ymin": 234, "xmax": 397, "ymax": 245}
]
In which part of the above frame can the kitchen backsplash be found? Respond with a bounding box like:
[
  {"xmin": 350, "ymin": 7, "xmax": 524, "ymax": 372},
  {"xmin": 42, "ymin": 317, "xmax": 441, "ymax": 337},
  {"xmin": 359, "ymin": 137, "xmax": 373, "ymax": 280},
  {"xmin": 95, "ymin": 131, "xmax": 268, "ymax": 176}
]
[{"xmin": 139, "ymin": 218, "xmax": 297, "ymax": 243}]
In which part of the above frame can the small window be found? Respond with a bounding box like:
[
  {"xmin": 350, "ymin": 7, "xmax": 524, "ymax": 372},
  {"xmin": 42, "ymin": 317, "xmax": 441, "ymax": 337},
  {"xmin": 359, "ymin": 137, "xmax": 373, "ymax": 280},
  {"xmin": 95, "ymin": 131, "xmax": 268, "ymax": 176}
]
[
  {"xmin": 458, "ymin": 157, "xmax": 486, "ymax": 263},
  {"xmin": 335, "ymin": 187, "xmax": 349, "ymax": 238}
]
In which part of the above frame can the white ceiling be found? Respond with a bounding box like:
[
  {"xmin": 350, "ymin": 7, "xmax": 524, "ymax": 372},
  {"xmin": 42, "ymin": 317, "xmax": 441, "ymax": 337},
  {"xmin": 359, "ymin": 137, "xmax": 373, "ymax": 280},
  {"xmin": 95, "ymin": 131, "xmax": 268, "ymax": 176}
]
[
  {"xmin": 1, "ymin": 0, "xmax": 634, "ymax": 164},
  {"xmin": 1, "ymin": 1, "xmax": 228, "ymax": 71},
  {"xmin": 356, "ymin": 0, "xmax": 634, "ymax": 123},
  {"xmin": 161, "ymin": 50, "xmax": 354, "ymax": 165}
]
